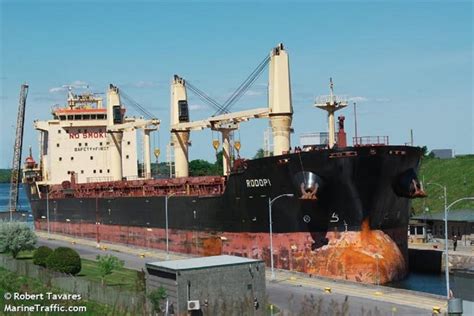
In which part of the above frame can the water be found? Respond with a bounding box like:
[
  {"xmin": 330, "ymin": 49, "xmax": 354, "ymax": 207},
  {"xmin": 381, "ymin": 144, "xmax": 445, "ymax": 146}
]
[
  {"xmin": 0, "ymin": 182, "xmax": 31, "ymax": 212},
  {"xmin": 388, "ymin": 272, "xmax": 446, "ymax": 296}
]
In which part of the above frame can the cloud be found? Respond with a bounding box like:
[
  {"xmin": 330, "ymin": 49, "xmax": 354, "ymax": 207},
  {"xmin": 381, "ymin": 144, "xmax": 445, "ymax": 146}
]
[
  {"xmin": 49, "ymin": 80, "xmax": 89, "ymax": 93},
  {"xmin": 245, "ymin": 89, "xmax": 264, "ymax": 96},
  {"xmin": 189, "ymin": 104, "xmax": 209, "ymax": 111},
  {"xmin": 49, "ymin": 87, "xmax": 67, "ymax": 93},
  {"xmin": 133, "ymin": 81, "xmax": 159, "ymax": 88},
  {"xmin": 348, "ymin": 96, "xmax": 368, "ymax": 102}
]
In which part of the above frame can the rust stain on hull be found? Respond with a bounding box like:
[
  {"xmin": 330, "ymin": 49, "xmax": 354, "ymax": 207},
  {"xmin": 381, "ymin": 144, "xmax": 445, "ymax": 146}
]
[{"xmin": 36, "ymin": 219, "xmax": 406, "ymax": 284}]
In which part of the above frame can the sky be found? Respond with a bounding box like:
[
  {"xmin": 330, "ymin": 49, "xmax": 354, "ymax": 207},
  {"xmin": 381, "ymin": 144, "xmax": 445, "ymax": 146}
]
[{"xmin": 0, "ymin": 0, "xmax": 472, "ymax": 168}]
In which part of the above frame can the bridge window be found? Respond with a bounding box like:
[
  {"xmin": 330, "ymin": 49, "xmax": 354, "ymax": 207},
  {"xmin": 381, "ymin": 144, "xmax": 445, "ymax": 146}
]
[
  {"xmin": 74, "ymin": 115, "xmax": 82, "ymax": 120},
  {"xmin": 60, "ymin": 116, "xmax": 66, "ymax": 121},
  {"xmin": 67, "ymin": 115, "xmax": 73, "ymax": 120},
  {"xmin": 83, "ymin": 115, "xmax": 90, "ymax": 120},
  {"xmin": 91, "ymin": 115, "xmax": 96, "ymax": 119},
  {"xmin": 97, "ymin": 114, "xmax": 105, "ymax": 120}
]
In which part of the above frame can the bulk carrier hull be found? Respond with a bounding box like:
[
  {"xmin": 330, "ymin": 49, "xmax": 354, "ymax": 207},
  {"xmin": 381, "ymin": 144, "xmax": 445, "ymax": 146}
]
[{"xmin": 25, "ymin": 145, "xmax": 423, "ymax": 284}]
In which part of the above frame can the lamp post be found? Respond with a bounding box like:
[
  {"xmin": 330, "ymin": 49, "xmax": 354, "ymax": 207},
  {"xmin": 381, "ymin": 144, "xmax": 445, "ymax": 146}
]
[
  {"xmin": 445, "ymin": 197, "xmax": 474, "ymax": 298},
  {"xmin": 46, "ymin": 188, "xmax": 50, "ymax": 238},
  {"xmin": 165, "ymin": 192, "xmax": 181, "ymax": 259},
  {"xmin": 426, "ymin": 182, "xmax": 474, "ymax": 300},
  {"xmin": 268, "ymin": 193, "xmax": 294, "ymax": 280}
]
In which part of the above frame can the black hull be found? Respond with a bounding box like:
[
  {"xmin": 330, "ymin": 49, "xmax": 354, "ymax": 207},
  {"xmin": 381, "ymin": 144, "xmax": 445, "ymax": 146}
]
[{"xmin": 26, "ymin": 146, "xmax": 421, "ymax": 254}]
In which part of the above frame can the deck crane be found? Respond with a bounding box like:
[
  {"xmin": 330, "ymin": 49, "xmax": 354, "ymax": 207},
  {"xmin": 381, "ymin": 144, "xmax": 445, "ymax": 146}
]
[
  {"xmin": 170, "ymin": 43, "xmax": 293, "ymax": 177},
  {"xmin": 8, "ymin": 83, "xmax": 29, "ymax": 221}
]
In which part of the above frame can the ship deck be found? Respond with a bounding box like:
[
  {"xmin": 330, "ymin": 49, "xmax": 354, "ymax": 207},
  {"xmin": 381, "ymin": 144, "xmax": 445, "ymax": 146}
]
[{"xmin": 46, "ymin": 175, "xmax": 225, "ymax": 199}]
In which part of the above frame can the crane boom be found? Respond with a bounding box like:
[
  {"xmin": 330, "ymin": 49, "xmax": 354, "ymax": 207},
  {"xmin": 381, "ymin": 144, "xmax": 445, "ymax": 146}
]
[{"xmin": 8, "ymin": 83, "xmax": 29, "ymax": 220}]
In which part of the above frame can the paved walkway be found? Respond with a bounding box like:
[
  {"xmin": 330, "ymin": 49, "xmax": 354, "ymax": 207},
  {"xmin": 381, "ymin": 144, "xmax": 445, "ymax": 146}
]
[
  {"xmin": 409, "ymin": 241, "xmax": 473, "ymax": 257},
  {"xmin": 36, "ymin": 231, "xmax": 448, "ymax": 315}
]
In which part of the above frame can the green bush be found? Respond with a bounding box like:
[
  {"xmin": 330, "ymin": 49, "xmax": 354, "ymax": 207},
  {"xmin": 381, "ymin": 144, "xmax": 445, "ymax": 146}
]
[
  {"xmin": 33, "ymin": 246, "xmax": 53, "ymax": 267},
  {"xmin": 46, "ymin": 247, "xmax": 81, "ymax": 275},
  {"xmin": 148, "ymin": 286, "xmax": 167, "ymax": 313}
]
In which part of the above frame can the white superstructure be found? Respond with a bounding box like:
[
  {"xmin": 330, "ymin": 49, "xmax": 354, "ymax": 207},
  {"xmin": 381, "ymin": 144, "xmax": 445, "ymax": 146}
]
[{"xmin": 35, "ymin": 85, "xmax": 159, "ymax": 184}]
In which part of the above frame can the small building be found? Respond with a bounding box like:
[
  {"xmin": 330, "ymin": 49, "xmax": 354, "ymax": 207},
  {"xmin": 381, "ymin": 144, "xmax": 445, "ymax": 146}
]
[
  {"xmin": 430, "ymin": 149, "xmax": 453, "ymax": 159},
  {"xmin": 146, "ymin": 255, "xmax": 266, "ymax": 315},
  {"xmin": 411, "ymin": 209, "xmax": 474, "ymax": 239},
  {"xmin": 408, "ymin": 220, "xmax": 428, "ymax": 243}
]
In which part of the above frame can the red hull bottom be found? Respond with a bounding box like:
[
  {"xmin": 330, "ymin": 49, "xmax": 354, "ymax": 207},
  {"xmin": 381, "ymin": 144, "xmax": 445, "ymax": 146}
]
[{"xmin": 35, "ymin": 220, "xmax": 407, "ymax": 284}]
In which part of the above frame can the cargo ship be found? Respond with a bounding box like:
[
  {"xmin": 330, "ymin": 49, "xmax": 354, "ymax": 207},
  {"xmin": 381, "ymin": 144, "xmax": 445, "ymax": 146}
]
[{"xmin": 22, "ymin": 44, "xmax": 425, "ymax": 284}]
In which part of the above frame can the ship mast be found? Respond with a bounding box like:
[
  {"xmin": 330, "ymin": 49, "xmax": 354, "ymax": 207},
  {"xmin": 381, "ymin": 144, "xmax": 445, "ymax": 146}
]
[{"xmin": 315, "ymin": 78, "xmax": 347, "ymax": 148}]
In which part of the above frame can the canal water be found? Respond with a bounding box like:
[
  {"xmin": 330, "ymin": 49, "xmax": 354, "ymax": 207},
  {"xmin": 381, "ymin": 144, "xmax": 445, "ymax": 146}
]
[{"xmin": 0, "ymin": 183, "xmax": 464, "ymax": 297}]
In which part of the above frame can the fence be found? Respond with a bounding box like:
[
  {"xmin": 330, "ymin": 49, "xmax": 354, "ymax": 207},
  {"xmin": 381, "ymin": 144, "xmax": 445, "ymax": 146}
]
[{"xmin": 0, "ymin": 254, "xmax": 149, "ymax": 314}]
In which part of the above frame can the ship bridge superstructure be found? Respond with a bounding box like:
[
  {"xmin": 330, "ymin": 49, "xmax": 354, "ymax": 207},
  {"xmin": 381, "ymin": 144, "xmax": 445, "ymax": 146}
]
[{"xmin": 33, "ymin": 85, "xmax": 160, "ymax": 185}]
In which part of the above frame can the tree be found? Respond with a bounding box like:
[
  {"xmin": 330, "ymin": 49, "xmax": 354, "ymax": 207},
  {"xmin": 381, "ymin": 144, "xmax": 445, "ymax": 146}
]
[
  {"xmin": 148, "ymin": 286, "xmax": 167, "ymax": 313},
  {"xmin": 253, "ymin": 148, "xmax": 265, "ymax": 159},
  {"xmin": 189, "ymin": 159, "xmax": 216, "ymax": 176},
  {"xmin": 214, "ymin": 150, "xmax": 223, "ymax": 174},
  {"xmin": 96, "ymin": 254, "xmax": 124, "ymax": 285},
  {"xmin": 0, "ymin": 221, "xmax": 37, "ymax": 258}
]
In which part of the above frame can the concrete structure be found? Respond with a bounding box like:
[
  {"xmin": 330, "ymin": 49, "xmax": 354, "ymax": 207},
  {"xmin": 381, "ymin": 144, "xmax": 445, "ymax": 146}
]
[
  {"xmin": 146, "ymin": 255, "xmax": 266, "ymax": 315},
  {"xmin": 268, "ymin": 43, "xmax": 293, "ymax": 155},
  {"xmin": 408, "ymin": 220, "xmax": 428, "ymax": 243}
]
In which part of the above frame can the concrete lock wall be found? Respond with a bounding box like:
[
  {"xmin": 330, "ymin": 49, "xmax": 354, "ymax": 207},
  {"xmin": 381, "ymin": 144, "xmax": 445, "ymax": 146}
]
[{"xmin": 147, "ymin": 261, "xmax": 266, "ymax": 316}]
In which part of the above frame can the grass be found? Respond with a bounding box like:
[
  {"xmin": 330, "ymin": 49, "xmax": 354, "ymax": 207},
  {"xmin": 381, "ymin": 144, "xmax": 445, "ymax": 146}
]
[
  {"xmin": 0, "ymin": 267, "xmax": 122, "ymax": 316},
  {"xmin": 78, "ymin": 258, "xmax": 140, "ymax": 291},
  {"xmin": 412, "ymin": 155, "xmax": 474, "ymax": 214},
  {"xmin": 15, "ymin": 249, "xmax": 35, "ymax": 260},
  {"xmin": 7, "ymin": 249, "xmax": 140, "ymax": 291}
]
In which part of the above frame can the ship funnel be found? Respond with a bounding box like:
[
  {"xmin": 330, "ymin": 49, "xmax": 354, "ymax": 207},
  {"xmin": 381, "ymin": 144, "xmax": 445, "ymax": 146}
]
[
  {"xmin": 269, "ymin": 43, "xmax": 293, "ymax": 155},
  {"xmin": 170, "ymin": 75, "xmax": 190, "ymax": 178},
  {"xmin": 106, "ymin": 84, "xmax": 124, "ymax": 181}
]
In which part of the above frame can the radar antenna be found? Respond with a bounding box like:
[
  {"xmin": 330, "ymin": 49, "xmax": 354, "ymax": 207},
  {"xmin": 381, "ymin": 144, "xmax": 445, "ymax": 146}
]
[{"xmin": 314, "ymin": 78, "xmax": 348, "ymax": 148}]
